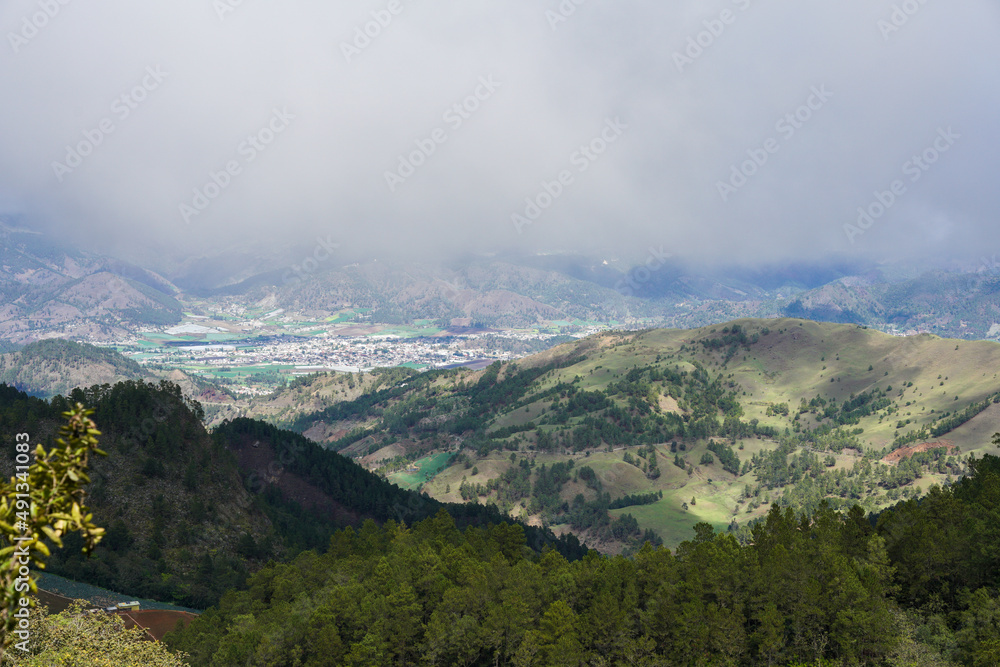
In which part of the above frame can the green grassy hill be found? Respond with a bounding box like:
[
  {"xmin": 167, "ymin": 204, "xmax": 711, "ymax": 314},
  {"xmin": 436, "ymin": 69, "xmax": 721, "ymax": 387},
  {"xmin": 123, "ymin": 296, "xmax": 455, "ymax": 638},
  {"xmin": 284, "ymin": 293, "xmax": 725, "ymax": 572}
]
[{"xmin": 283, "ymin": 318, "xmax": 1000, "ymax": 549}]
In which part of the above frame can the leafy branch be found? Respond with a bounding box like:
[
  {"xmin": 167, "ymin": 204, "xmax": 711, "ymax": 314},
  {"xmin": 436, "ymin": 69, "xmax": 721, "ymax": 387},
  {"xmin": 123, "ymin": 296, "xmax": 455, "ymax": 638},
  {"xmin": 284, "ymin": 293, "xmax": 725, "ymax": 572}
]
[{"xmin": 0, "ymin": 404, "xmax": 105, "ymax": 650}]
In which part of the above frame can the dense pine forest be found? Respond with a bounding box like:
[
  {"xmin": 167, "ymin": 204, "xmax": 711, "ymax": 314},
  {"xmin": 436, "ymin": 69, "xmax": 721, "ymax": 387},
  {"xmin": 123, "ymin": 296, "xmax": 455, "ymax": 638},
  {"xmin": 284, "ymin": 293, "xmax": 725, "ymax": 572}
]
[
  {"xmin": 0, "ymin": 381, "xmax": 583, "ymax": 610},
  {"xmin": 2, "ymin": 370, "xmax": 999, "ymax": 665},
  {"xmin": 165, "ymin": 454, "xmax": 1000, "ymax": 666}
]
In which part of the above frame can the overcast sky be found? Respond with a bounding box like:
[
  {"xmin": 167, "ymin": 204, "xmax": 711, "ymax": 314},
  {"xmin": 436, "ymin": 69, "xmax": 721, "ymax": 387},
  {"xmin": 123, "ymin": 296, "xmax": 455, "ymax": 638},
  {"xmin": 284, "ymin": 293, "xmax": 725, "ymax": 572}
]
[{"xmin": 1, "ymin": 0, "xmax": 997, "ymax": 269}]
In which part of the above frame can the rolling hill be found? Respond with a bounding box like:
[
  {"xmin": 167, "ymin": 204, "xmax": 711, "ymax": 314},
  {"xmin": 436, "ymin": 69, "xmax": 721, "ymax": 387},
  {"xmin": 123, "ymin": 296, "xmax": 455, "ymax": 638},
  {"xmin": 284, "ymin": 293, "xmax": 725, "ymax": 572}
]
[{"xmin": 278, "ymin": 318, "xmax": 1000, "ymax": 549}]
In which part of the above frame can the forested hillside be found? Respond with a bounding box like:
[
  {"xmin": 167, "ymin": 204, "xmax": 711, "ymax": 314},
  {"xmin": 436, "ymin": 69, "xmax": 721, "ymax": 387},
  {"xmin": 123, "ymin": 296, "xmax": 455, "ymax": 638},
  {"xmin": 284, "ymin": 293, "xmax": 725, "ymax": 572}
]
[
  {"xmin": 0, "ymin": 381, "xmax": 270, "ymax": 609},
  {"xmin": 276, "ymin": 319, "xmax": 1000, "ymax": 549},
  {"xmin": 0, "ymin": 339, "xmax": 149, "ymax": 397},
  {"xmin": 0, "ymin": 381, "xmax": 583, "ymax": 610},
  {"xmin": 164, "ymin": 453, "xmax": 1000, "ymax": 666}
]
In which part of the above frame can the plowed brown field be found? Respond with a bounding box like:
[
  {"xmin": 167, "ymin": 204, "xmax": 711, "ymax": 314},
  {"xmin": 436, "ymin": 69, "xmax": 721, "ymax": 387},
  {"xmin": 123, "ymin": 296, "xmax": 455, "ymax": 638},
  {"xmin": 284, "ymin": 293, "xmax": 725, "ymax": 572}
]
[{"xmin": 118, "ymin": 610, "xmax": 198, "ymax": 641}]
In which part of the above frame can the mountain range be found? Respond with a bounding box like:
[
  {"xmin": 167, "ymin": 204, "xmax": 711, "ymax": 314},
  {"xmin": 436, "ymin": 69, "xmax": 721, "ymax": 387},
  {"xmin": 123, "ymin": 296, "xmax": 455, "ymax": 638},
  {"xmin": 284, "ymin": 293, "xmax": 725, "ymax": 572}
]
[{"xmin": 4, "ymin": 222, "xmax": 1000, "ymax": 342}]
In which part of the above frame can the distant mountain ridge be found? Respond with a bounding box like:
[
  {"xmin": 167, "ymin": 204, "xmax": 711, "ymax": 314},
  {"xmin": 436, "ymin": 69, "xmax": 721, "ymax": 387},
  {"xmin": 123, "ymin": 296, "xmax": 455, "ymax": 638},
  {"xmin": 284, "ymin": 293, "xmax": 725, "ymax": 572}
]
[
  {"xmin": 5, "ymin": 230, "xmax": 1000, "ymax": 342},
  {"xmin": 0, "ymin": 338, "xmax": 150, "ymax": 397},
  {"xmin": 161, "ymin": 250, "xmax": 1000, "ymax": 338},
  {"xmin": 781, "ymin": 270, "xmax": 1000, "ymax": 337},
  {"xmin": 0, "ymin": 225, "xmax": 182, "ymax": 343}
]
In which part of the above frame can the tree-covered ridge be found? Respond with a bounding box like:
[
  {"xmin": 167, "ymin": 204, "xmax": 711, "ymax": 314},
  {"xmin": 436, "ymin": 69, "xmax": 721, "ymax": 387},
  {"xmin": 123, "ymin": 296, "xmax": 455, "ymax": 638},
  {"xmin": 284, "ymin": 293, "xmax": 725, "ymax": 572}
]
[
  {"xmin": 214, "ymin": 416, "xmax": 587, "ymax": 561},
  {"xmin": 164, "ymin": 453, "xmax": 1000, "ymax": 666},
  {"xmin": 6, "ymin": 339, "xmax": 144, "ymax": 370},
  {"xmin": 0, "ymin": 380, "xmax": 272, "ymax": 610},
  {"xmin": 0, "ymin": 339, "xmax": 149, "ymax": 398},
  {"xmin": 0, "ymin": 380, "xmax": 584, "ymax": 611}
]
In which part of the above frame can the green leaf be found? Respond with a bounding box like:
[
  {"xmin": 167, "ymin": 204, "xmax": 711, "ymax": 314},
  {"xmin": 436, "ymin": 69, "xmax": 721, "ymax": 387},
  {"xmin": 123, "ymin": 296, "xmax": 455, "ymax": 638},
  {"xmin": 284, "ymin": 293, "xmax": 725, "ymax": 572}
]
[{"xmin": 40, "ymin": 525, "xmax": 64, "ymax": 548}]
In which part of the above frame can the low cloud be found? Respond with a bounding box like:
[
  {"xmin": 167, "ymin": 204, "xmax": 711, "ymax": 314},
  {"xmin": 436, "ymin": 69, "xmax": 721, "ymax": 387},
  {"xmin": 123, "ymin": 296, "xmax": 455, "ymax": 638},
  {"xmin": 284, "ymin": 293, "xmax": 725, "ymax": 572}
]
[{"xmin": 0, "ymin": 0, "xmax": 997, "ymax": 269}]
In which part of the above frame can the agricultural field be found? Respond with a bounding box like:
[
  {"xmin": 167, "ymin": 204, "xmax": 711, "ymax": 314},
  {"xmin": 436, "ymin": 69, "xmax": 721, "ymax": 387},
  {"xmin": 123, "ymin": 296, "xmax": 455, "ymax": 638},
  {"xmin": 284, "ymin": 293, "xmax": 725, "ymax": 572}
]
[
  {"xmin": 388, "ymin": 452, "xmax": 455, "ymax": 490},
  {"xmin": 253, "ymin": 318, "xmax": 1000, "ymax": 549}
]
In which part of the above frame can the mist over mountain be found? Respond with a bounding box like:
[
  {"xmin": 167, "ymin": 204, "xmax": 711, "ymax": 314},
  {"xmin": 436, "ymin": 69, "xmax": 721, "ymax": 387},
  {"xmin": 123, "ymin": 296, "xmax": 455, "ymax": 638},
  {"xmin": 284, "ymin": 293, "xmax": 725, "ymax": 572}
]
[
  {"xmin": 4, "ymin": 218, "xmax": 1000, "ymax": 343},
  {"xmin": 3, "ymin": 3, "xmax": 1000, "ymax": 664},
  {"xmin": 1, "ymin": 2, "xmax": 998, "ymax": 267}
]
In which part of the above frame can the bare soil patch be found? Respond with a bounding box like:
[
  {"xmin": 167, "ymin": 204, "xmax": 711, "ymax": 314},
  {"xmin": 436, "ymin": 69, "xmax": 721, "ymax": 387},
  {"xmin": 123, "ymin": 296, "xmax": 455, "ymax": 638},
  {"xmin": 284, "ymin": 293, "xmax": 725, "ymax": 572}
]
[{"xmin": 883, "ymin": 441, "xmax": 957, "ymax": 463}]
